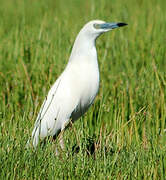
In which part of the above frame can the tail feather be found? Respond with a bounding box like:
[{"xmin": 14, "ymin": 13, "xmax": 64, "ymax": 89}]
[
  {"xmin": 26, "ymin": 125, "xmax": 40, "ymax": 149},
  {"xmin": 31, "ymin": 126, "xmax": 40, "ymax": 148}
]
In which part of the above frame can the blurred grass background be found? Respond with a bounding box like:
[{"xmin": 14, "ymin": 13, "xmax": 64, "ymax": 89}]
[{"xmin": 0, "ymin": 0, "xmax": 166, "ymax": 179}]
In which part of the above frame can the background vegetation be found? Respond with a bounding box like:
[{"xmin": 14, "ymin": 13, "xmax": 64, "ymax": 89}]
[{"xmin": 0, "ymin": 0, "xmax": 166, "ymax": 179}]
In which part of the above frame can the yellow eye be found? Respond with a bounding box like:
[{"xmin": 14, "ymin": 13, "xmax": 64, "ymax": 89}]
[{"xmin": 93, "ymin": 23, "xmax": 100, "ymax": 29}]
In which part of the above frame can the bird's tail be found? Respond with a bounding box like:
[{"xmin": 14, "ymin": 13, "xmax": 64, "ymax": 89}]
[{"xmin": 26, "ymin": 125, "xmax": 40, "ymax": 149}]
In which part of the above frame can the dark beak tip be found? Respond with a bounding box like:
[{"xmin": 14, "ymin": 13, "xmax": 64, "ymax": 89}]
[{"xmin": 117, "ymin": 23, "xmax": 128, "ymax": 27}]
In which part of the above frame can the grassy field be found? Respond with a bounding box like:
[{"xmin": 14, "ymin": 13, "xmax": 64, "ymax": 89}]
[{"xmin": 0, "ymin": 0, "xmax": 166, "ymax": 179}]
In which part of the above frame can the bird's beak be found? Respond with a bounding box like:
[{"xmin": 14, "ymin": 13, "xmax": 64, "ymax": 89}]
[{"xmin": 100, "ymin": 22, "xmax": 127, "ymax": 30}]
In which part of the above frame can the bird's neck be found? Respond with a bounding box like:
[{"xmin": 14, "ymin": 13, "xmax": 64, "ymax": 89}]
[{"xmin": 69, "ymin": 32, "xmax": 97, "ymax": 62}]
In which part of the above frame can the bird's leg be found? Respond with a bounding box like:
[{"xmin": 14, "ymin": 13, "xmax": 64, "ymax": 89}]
[
  {"xmin": 59, "ymin": 130, "xmax": 65, "ymax": 150},
  {"xmin": 52, "ymin": 129, "xmax": 63, "ymax": 156},
  {"xmin": 54, "ymin": 133, "xmax": 64, "ymax": 156},
  {"xmin": 70, "ymin": 120, "xmax": 80, "ymax": 146},
  {"xmin": 55, "ymin": 147, "xmax": 59, "ymax": 156},
  {"xmin": 69, "ymin": 120, "xmax": 73, "ymax": 128},
  {"xmin": 57, "ymin": 120, "xmax": 69, "ymax": 151}
]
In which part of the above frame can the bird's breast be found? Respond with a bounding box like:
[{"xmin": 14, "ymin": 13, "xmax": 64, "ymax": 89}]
[{"xmin": 67, "ymin": 56, "xmax": 100, "ymax": 120}]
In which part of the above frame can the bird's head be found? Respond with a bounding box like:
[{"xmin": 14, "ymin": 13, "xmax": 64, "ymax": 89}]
[
  {"xmin": 70, "ymin": 20, "xmax": 128, "ymax": 57},
  {"xmin": 80, "ymin": 20, "xmax": 127, "ymax": 40}
]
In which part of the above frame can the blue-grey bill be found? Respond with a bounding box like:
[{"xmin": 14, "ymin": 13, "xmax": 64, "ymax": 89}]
[{"xmin": 100, "ymin": 22, "xmax": 128, "ymax": 29}]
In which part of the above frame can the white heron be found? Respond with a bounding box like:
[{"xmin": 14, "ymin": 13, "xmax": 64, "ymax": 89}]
[{"xmin": 29, "ymin": 20, "xmax": 127, "ymax": 149}]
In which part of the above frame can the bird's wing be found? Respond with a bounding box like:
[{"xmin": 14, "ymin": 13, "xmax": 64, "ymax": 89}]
[
  {"xmin": 35, "ymin": 78, "xmax": 61, "ymax": 126},
  {"xmin": 32, "ymin": 76, "xmax": 62, "ymax": 136},
  {"xmin": 31, "ymin": 71, "xmax": 79, "ymax": 147}
]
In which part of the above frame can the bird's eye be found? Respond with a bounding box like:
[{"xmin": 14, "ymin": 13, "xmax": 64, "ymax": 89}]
[{"xmin": 93, "ymin": 23, "xmax": 101, "ymax": 29}]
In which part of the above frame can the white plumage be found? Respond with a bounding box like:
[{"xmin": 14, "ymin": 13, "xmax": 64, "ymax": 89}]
[{"xmin": 30, "ymin": 20, "xmax": 127, "ymax": 148}]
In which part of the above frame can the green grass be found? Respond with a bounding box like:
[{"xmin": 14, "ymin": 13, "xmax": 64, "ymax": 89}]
[{"xmin": 0, "ymin": 0, "xmax": 166, "ymax": 179}]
